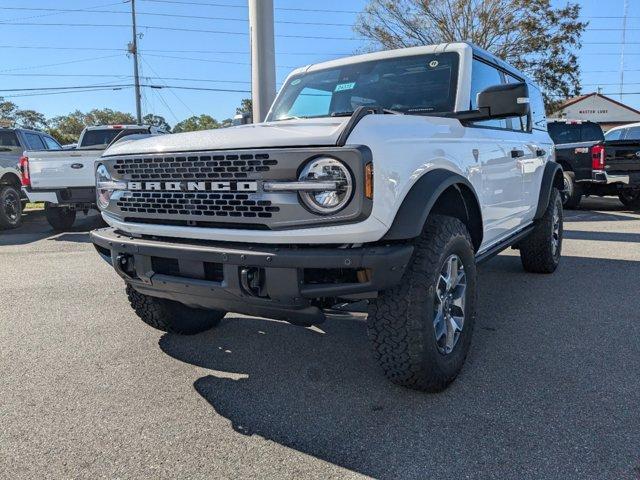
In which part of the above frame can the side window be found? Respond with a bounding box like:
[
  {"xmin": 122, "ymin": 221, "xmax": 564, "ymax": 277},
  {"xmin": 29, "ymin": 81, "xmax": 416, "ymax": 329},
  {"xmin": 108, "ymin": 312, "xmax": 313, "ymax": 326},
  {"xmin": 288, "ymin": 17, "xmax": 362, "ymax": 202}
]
[
  {"xmin": 43, "ymin": 136, "xmax": 61, "ymax": 150},
  {"xmin": 24, "ymin": 132, "xmax": 46, "ymax": 150},
  {"xmin": 470, "ymin": 59, "xmax": 507, "ymax": 129},
  {"xmin": 505, "ymin": 74, "xmax": 529, "ymax": 132},
  {"xmin": 624, "ymin": 126, "xmax": 640, "ymax": 140},
  {"xmin": 527, "ymin": 84, "xmax": 547, "ymax": 132},
  {"xmin": 605, "ymin": 129, "xmax": 623, "ymax": 141}
]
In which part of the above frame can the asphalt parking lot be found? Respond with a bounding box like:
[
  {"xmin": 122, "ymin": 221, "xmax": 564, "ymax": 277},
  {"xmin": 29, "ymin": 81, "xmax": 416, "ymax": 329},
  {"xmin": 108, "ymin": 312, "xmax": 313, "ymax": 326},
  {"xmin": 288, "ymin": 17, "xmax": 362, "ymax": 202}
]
[{"xmin": 1, "ymin": 198, "xmax": 639, "ymax": 480}]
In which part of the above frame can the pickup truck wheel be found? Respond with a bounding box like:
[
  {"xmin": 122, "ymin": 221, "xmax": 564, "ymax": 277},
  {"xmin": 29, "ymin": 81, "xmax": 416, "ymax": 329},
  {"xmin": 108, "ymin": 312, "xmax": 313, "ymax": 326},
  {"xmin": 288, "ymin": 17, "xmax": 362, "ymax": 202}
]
[
  {"xmin": 562, "ymin": 171, "xmax": 582, "ymax": 209},
  {"xmin": 367, "ymin": 215, "xmax": 477, "ymax": 392},
  {"xmin": 618, "ymin": 191, "xmax": 640, "ymax": 209},
  {"xmin": 126, "ymin": 284, "xmax": 225, "ymax": 335},
  {"xmin": 44, "ymin": 203, "xmax": 76, "ymax": 231},
  {"xmin": 0, "ymin": 185, "xmax": 23, "ymax": 230},
  {"xmin": 519, "ymin": 188, "xmax": 563, "ymax": 274}
]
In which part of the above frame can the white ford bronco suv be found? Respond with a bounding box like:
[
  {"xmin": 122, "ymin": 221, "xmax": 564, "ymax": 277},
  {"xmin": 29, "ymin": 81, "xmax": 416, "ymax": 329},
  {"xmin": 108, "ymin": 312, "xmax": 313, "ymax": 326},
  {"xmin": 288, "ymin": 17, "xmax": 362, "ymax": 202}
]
[{"xmin": 91, "ymin": 43, "xmax": 563, "ymax": 391}]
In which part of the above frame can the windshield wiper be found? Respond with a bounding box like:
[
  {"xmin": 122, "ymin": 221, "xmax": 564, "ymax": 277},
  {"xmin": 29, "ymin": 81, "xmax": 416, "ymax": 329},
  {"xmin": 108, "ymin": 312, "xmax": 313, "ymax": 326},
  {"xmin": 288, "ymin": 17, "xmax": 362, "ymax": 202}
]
[{"xmin": 331, "ymin": 107, "xmax": 404, "ymax": 117}]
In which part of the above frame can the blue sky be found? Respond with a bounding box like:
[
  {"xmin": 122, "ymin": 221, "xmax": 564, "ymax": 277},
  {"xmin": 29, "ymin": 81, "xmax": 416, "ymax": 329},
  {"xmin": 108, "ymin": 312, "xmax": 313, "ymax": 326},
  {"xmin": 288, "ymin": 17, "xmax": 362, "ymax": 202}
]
[{"xmin": 0, "ymin": 0, "xmax": 637, "ymax": 128}]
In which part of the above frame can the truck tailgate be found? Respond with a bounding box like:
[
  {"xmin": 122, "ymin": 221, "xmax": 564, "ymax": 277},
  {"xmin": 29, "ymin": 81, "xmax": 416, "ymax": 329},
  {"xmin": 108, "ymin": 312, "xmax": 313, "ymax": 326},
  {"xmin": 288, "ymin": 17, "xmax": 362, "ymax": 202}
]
[
  {"xmin": 27, "ymin": 150, "xmax": 99, "ymax": 189},
  {"xmin": 606, "ymin": 141, "xmax": 640, "ymax": 173}
]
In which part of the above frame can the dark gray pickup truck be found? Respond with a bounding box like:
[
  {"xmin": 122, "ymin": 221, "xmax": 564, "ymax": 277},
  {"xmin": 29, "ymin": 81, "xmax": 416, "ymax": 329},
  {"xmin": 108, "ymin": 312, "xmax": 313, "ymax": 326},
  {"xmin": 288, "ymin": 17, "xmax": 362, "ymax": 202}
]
[{"xmin": 549, "ymin": 120, "xmax": 640, "ymax": 209}]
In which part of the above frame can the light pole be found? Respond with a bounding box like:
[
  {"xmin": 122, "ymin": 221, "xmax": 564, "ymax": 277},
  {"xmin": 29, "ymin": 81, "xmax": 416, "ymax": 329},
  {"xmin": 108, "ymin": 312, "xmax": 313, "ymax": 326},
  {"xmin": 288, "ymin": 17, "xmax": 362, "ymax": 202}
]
[{"xmin": 248, "ymin": 0, "xmax": 276, "ymax": 123}]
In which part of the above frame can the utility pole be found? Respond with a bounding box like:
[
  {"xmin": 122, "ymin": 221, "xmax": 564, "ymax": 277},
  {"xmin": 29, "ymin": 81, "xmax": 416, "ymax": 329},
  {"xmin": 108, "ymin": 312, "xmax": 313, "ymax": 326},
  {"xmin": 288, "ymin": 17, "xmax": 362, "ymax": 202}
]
[
  {"xmin": 128, "ymin": 0, "xmax": 142, "ymax": 124},
  {"xmin": 620, "ymin": 0, "xmax": 629, "ymax": 101},
  {"xmin": 248, "ymin": 0, "xmax": 276, "ymax": 123}
]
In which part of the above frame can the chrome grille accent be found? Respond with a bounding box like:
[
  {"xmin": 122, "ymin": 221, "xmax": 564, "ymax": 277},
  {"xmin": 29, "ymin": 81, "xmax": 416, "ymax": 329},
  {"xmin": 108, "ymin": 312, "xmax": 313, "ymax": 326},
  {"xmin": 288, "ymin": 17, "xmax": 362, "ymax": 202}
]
[
  {"xmin": 113, "ymin": 153, "xmax": 277, "ymax": 181},
  {"xmin": 116, "ymin": 191, "xmax": 280, "ymax": 219}
]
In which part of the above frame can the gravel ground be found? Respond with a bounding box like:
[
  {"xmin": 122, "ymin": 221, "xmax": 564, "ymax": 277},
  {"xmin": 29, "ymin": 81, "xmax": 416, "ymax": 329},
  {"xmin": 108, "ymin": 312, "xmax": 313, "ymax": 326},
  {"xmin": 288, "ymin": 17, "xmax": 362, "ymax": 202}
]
[{"xmin": 1, "ymin": 198, "xmax": 639, "ymax": 480}]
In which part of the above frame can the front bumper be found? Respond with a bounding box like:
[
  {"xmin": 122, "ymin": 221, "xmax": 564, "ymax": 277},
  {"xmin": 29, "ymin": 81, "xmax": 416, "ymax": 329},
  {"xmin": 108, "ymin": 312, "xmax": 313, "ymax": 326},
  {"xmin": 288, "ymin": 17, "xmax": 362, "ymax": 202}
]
[{"xmin": 90, "ymin": 227, "xmax": 413, "ymax": 325}]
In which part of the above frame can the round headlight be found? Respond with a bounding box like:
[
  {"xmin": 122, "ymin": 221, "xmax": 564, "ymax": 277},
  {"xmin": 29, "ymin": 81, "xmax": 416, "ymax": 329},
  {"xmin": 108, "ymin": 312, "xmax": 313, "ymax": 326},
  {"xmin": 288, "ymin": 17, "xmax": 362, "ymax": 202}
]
[
  {"xmin": 96, "ymin": 164, "xmax": 113, "ymax": 210},
  {"xmin": 298, "ymin": 157, "xmax": 353, "ymax": 214}
]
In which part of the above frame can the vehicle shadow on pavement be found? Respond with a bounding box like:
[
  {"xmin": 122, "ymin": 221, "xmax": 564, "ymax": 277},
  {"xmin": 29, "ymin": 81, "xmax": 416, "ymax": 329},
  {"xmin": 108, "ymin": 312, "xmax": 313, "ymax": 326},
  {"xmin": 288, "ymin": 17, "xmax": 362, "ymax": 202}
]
[
  {"xmin": 0, "ymin": 210, "xmax": 101, "ymax": 246},
  {"xmin": 159, "ymin": 254, "xmax": 640, "ymax": 479}
]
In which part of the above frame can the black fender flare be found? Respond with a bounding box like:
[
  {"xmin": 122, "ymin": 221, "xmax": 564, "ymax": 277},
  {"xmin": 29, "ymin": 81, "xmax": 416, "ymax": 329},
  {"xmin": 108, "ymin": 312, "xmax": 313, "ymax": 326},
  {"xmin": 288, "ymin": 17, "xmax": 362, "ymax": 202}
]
[
  {"xmin": 382, "ymin": 169, "xmax": 483, "ymax": 249},
  {"xmin": 534, "ymin": 161, "xmax": 564, "ymax": 220}
]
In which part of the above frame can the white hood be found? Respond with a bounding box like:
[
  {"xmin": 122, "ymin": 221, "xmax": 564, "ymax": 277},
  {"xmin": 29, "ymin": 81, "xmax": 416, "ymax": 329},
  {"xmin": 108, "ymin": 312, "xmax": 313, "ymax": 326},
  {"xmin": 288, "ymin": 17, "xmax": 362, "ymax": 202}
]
[{"xmin": 103, "ymin": 117, "xmax": 349, "ymax": 156}]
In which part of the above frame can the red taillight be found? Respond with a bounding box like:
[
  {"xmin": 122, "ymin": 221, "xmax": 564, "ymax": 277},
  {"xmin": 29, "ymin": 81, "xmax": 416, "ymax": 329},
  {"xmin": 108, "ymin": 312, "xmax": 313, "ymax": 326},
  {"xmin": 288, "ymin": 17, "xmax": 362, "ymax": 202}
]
[
  {"xmin": 19, "ymin": 156, "xmax": 30, "ymax": 187},
  {"xmin": 591, "ymin": 144, "xmax": 606, "ymax": 170}
]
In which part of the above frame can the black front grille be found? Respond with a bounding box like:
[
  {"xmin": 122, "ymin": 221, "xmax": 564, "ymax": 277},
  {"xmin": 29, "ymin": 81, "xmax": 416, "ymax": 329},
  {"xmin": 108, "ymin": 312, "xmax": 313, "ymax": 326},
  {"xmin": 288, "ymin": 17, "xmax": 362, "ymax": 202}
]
[
  {"xmin": 116, "ymin": 191, "xmax": 280, "ymax": 219},
  {"xmin": 113, "ymin": 153, "xmax": 277, "ymax": 181}
]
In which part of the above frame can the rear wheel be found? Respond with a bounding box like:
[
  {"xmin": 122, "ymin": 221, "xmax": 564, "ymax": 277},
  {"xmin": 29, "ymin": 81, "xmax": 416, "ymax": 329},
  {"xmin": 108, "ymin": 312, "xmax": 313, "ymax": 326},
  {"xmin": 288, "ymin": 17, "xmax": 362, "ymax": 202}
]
[
  {"xmin": 367, "ymin": 215, "xmax": 477, "ymax": 392},
  {"xmin": 562, "ymin": 171, "xmax": 582, "ymax": 209},
  {"xmin": 0, "ymin": 185, "xmax": 23, "ymax": 230},
  {"xmin": 44, "ymin": 203, "xmax": 76, "ymax": 231},
  {"xmin": 618, "ymin": 191, "xmax": 640, "ymax": 209},
  {"xmin": 519, "ymin": 188, "xmax": 563, "ymax": 273},
  {"xmin": 126, "ymin": 284, "xmax": 226, "ymax": 335}
]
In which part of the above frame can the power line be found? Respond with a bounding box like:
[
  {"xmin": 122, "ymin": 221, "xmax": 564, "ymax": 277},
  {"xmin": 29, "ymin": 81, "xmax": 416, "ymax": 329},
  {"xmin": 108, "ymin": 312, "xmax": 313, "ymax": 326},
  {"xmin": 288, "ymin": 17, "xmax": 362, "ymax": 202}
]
[
  {"xmin": 0, "ymin": 54, "xmax": 123, "ymax": 73},
  {"xmin": 143, "ymin": 53, "xmax": 297, "ymax": 68},
  {"xmin": 2, "ymin": 86, "xmax": 132, "ymax": 99},
  {"xmin": 139, "ymin": 0, "xmax": 361, "ymax": 13},
  {"xmin": 0, "ymin": 1, "xmax": 128, "ymax": 23},
  {"xmin": 0, "ymin": 7, "xmax": 354, "ymax": 27},
  {"xmin": 0, "ymin": 22, "xmax": 360, "ymax": 40}
]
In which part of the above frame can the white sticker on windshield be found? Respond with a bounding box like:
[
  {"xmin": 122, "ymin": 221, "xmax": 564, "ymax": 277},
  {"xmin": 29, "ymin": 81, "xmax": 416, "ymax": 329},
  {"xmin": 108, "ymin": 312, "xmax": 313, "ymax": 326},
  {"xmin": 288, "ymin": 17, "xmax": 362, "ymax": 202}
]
[
  {"xmin": 429, "ymin": 60, "xmax": 439, "ymax": 68},
  {"xmin": 335, "ymin": 82, "xmax": 356, "ymax": 92},
  {"xmin": 291, "ymin": 79, "xmax": 301, "ymax": 86}
]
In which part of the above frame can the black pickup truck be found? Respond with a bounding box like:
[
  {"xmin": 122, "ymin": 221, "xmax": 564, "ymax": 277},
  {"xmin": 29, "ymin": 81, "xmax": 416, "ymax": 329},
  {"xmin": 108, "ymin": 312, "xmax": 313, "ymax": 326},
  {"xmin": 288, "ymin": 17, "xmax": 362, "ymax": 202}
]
[{"xmin": 549, "ymin": 120, "xmax": 640, "ymax": 209}]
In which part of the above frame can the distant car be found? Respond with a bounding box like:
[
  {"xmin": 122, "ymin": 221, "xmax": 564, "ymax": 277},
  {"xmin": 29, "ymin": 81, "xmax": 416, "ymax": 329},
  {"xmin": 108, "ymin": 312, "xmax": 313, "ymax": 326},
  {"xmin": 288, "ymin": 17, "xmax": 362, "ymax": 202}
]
[
  {"xmin": 0, "ymin": 127, "xmax": 62, "ymax": 229},
  {"xmin": 549, "ymin": 120, "xmax": 640, "ymax": 208},
  {"xmin": 21, "ymin": 125, "xmax": 168, "ymax": 231}
]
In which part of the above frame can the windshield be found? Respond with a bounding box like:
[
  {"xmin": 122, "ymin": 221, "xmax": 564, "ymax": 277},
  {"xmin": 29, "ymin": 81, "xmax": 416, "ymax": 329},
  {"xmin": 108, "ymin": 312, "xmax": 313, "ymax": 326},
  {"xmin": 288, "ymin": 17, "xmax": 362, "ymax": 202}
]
[
  {"xmin": 79, "ymin": 129, "xmax": 126, "ymax": 149},
  {"xmin": 547, "ymin": 122, "xmax": 604, "ymax": 144},
  {"xmin": 268, "ymin": 53, "xmax": 459, "ymax": 121}
]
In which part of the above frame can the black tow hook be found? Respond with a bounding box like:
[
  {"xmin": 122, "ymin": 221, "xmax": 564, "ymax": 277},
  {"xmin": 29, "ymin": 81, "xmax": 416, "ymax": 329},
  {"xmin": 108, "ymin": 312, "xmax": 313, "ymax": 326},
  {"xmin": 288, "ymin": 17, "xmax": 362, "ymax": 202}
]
[
  {"xmin": 240, "ymin": 267, "xmax": 268, "ymax": 298},
  {"xmin": 114, "ymin": 253, "xmax": 136, "ymax": 279}
]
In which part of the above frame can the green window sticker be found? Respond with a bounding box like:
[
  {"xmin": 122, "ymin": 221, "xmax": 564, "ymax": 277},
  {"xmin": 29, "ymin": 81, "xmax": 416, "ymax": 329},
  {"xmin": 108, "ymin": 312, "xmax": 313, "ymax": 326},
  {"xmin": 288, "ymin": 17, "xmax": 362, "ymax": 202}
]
[
  {"xmin": 334, "ymin": 82, "xmax": 356, "ymax": 92},
  {"xmin": 291, "ymin": 78, "xmax": 302, "ymax": 86}
]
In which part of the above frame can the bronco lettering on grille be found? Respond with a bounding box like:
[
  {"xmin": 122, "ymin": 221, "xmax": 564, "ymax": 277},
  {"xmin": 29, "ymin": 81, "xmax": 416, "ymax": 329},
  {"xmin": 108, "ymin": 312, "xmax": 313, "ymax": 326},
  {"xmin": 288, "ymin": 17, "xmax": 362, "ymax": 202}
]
[{"xmin": 126, "ymin": 181, "xmax": 258, "ymax": 192}]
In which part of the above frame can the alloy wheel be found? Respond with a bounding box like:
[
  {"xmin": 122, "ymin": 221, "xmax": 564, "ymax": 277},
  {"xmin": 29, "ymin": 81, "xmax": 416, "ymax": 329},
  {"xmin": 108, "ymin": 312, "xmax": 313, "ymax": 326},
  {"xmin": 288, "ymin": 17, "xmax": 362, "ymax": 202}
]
[{"xmin": 433, "ymin": 254, "xmax": 466, "ymax": 355}]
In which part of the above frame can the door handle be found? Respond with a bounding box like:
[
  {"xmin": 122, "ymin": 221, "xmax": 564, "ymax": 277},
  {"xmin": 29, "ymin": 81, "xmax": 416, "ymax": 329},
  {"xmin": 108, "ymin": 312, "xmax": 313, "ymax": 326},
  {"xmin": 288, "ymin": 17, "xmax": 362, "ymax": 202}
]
[
  {"xmin": 70, "ymin": 163, "xmax": 84, "ymax": 169},
  {"xmin": 510, "ymin": 149, "xmax": 525, "ymax": 158}
]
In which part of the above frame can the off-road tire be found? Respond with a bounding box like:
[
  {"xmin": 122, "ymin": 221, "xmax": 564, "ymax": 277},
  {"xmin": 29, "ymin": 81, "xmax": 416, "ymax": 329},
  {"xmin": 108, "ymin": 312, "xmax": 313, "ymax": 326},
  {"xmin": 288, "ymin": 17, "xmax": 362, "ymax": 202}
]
[
  {"xmin": 44, "ymin": 203, "xmax": 76, "ymax": 231},
  {"xmin": 562, "ymin": 171, "xmax": 582, "ymax": 209},
  {"xmin": 0, "ymin": 185, "xmax": 23, "ymax": 230},
  {"xmin": 126, "ymin": 284, "xmax": 225, "ymax": 335},
  {"xmin": 367, "ymin": 215, "xmax": 477, "ymax": 392},
  {"xmin": 519, "ymin": 188, "xmax": 563, "ymax": 274},
  {"xmin": 618, "ymin": 191, "xmax": 640, "ymax": 210}
]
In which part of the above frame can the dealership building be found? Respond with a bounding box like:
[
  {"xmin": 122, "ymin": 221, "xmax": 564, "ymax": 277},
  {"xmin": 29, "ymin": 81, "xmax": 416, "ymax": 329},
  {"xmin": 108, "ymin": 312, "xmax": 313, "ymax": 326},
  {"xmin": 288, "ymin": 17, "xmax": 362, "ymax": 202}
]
[{"xmin": 550, "ymin": 92, "xmax": 640, "ymax": 131}]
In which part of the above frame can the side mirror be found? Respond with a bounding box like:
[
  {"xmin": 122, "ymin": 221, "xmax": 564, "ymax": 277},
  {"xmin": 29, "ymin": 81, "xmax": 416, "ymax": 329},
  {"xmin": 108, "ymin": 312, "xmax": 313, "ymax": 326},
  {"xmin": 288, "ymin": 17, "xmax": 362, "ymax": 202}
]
[{"xmin": 477, "ymin": 82, "xmax": 530, "ymax": 119}]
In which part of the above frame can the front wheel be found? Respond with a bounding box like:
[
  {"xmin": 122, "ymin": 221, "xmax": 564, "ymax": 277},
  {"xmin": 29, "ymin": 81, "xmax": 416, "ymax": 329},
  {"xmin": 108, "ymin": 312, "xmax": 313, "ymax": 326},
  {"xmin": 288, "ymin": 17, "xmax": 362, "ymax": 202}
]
[
  {"xmin": 519, "ymin": 188, "xmax": 563, "ymax": 274},
  {"xmin": 618, "ymin": 191, "xmax": 640, "ymax": 209},
  {"xmin": 367, "ymin": 215, "xmax": 477, "ymax": 392},
  {"xmin": 44, "ymin": 203, "xmax": 76, "ymax": 231},
  {"xmin": 0, "ymin": 185, "xmax": 23, "ymax": 230},
  {"xmin": 127, "ymin": 285, "xmax": 226, "ymax": 335}
]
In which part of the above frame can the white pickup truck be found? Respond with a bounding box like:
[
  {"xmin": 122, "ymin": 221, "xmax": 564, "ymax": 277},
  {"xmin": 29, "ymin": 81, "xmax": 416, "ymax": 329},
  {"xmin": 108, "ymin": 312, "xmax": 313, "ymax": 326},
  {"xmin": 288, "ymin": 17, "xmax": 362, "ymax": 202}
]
[
  {"xmin": 91, "ymin": 43, "xmax": 563, "ymax": 392},
  {"xmin": 21, "ymin": 124, "xmax": 166, "ymax": 230}
]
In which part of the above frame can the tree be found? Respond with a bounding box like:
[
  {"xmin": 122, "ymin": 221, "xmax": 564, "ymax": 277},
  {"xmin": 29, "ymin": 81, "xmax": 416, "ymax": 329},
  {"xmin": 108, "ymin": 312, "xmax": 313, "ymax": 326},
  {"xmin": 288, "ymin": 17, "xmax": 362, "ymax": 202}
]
[
  {"xmin": 84, "ymin": 108, "xmax": 136, "ymax": 126},
  {"xmin": 172, "ymin": 114, "xmax": 220, "ymax": 133},
  {"xmin": 142, "ymin": 113, "xmax": 171, "ymax": 132},
  {"xmin": 236, "ymin": 98, "xmax": 253, "ymax": 115},
  {"xmin": 14, "ymin": 110, "xmax": 48, "ymax": 130},
  {"xmin": 0, "ymin": 98, "xmax": 18, "ymax": 126},
  {"xmin": 48, "ymin": 108, "xmax": 137, "ymax": 143},
  {"xmin": 355, "ymin": 0, "xmax": 587, "ymax": 110}
]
